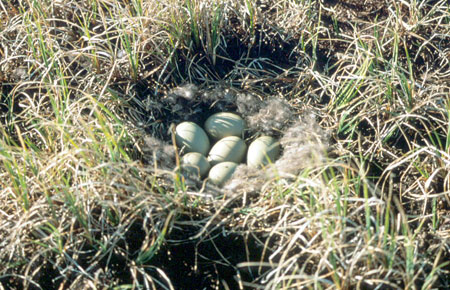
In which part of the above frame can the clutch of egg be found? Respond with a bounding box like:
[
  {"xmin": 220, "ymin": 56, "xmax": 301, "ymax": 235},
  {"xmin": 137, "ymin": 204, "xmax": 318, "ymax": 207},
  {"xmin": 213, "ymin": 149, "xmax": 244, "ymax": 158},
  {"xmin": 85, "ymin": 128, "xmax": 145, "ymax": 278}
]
[{"xmin": 176, "ymin": 112, "xmax": 280, "ymax": 186}]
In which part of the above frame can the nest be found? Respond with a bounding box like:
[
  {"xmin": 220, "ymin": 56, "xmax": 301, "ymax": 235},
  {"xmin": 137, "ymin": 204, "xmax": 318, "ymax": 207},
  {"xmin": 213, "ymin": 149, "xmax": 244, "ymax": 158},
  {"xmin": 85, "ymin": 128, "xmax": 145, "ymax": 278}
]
[{"xmin": 139, "ymin": 84, "xmax": 329, "ymax": 196}]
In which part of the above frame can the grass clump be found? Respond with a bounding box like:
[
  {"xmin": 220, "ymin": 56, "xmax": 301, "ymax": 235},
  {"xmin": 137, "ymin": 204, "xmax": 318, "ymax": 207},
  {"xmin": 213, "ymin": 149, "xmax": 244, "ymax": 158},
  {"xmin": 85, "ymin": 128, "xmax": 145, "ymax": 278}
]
[{"xmin": 1, "ymin": 0, "xmax": 449, "ymax": 289}]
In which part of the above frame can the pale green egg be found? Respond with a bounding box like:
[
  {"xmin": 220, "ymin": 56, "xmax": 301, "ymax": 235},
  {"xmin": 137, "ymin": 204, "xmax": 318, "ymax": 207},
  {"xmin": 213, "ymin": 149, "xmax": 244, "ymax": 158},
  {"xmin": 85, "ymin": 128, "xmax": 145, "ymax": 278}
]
[
  {"xmin": 181, "ymin": 152, "xmax": 210, "ymax": 178},
  {"xmin": 207, "ymin": 136, "xmax": 247, "ymax": 166},
  {"xmin": 204, "ymin": 112, "xmax": 245, "ymax": 140},
  {"xmin": 208, "ymin": 162, "xmax": 238, "ymax": 186},
  {"xmin": 175, "ymin": 122, "xmax": 210, "ymax": 155},
  {"xmin": 247, "ymin": 136, "xmax": 280, "ymax": 168}
]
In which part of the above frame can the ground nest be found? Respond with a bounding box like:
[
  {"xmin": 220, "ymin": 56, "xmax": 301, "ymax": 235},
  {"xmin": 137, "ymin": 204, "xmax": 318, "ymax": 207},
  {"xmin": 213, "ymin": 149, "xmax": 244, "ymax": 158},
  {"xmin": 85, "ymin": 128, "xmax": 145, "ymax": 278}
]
[
  {"xmin": 128, "ymin": 84, "xmax": 330, "ymax": 288},
  {"xmin": 140, "ymin": 84, "xmax": 328, "ymax": 190}
]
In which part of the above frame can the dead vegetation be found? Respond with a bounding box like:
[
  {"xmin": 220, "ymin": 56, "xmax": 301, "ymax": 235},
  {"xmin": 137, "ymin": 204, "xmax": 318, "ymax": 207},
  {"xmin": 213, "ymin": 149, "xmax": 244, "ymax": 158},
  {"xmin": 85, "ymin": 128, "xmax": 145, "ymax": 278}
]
[{"xmin": 0, "ymin": 0, "xmax": 449, "ymax": 289}]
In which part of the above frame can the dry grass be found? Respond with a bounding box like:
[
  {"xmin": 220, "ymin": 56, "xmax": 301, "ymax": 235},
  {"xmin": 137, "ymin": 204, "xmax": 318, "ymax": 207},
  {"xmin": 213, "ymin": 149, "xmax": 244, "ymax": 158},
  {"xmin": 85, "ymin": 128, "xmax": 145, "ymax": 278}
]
[{"xmin": 0, "ymin": 0, "xmax": 449, "ymax": 289}]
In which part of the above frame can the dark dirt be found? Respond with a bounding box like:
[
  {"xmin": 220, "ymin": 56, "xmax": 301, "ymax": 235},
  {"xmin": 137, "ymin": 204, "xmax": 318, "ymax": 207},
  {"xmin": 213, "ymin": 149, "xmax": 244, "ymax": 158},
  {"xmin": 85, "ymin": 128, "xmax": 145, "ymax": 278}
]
[{"xmin": 148, "ymin": 226, "xmax": 267, "ymax": 289}]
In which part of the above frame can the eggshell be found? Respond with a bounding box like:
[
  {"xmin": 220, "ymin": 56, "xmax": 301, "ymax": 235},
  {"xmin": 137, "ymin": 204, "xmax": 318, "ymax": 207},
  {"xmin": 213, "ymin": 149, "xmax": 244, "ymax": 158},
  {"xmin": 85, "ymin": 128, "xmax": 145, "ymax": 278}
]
[
  {"xmin": 247, "ymin": 136, "xmax": 280, "ymax": 168},
  {"xmin": 175, "ymin": 122, "xmax": 210, "ymax": 155},
  {"xmin": 208, "ymin": 162, "xmax": 238, "ymax": 186},
  {"xmin": 204, "ymin": 112, "xmax": 245, "ymax": 140},
  {"xmin": 207, "ymin": 136, "xmax": 247, "ymax": 166},
  {"xmin": 181, "ymin": 152, "xmax": 210, "ymax": 178}
]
